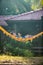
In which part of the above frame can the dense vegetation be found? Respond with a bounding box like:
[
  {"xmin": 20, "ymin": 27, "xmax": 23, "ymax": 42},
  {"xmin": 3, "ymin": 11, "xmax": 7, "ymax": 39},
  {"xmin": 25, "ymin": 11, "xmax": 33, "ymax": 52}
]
[
  {"xmin": 0, "ymin": 31, "xmax": 33, "ymax": 57},
  {"xmin": 0, "ymin": 0, "xmax": 43, "ymax": 15}
]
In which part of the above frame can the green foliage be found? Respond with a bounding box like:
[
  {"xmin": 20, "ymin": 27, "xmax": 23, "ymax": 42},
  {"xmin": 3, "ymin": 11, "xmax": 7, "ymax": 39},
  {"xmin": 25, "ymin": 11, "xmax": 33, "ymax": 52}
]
[
  {"xmin": 0, "ymin": 0, "xmax": 31, "ymax": 15},
  {"xmin": 0, "ymin": 0, "xmax": 42, "ymax": 15},
  {"xmin": 31, "ymin": 0, "xmax": 41, "ymax": 10},
  {"xmin": 5, "ymin": 45, "xmax": 33, "ymax": 57},
  {"xmin": 41, "ymin": 0, "xmax": 43, "ymax": 6},
  {"xmin": 0, "ymin": 32, "xmax": 33, "ymax": 57}
]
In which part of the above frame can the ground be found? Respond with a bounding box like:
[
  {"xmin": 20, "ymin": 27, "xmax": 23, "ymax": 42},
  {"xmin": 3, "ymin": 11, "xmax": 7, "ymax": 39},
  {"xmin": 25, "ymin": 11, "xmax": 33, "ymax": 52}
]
[{"xmin": 0, "ymin": 55, "xmax": 43, "ymax": 65}]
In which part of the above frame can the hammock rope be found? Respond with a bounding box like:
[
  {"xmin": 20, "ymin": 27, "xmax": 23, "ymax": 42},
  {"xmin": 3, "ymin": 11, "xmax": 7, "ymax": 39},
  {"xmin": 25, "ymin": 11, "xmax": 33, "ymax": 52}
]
[{"xmin": 0, "ymin": 26, "xmax": 43, "ymax": 42}]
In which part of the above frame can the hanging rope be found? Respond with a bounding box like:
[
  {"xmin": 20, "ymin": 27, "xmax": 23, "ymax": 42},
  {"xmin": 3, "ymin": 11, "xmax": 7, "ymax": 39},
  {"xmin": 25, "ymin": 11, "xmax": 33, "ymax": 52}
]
[{"xmin": 0, "ymin": 26, "xmax": 43, "ymax": 42}]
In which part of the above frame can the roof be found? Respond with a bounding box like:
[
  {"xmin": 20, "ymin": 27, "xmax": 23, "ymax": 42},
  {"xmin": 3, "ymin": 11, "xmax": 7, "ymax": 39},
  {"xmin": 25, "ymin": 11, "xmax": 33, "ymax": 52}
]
[
  {"xmin": 0, "ymin": 20, "xmax": 8, "ymax": 26},
  {"xmin": 0, "ymin": 8, "xmax": 43, "ymax": 20}
]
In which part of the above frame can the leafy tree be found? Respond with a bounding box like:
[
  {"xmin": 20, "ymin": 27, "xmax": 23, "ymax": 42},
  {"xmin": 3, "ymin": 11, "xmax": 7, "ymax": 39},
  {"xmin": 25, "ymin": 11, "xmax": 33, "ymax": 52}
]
[{"xmin": 31, "ymin": 0, "xmax": 42, "ymax": 10}]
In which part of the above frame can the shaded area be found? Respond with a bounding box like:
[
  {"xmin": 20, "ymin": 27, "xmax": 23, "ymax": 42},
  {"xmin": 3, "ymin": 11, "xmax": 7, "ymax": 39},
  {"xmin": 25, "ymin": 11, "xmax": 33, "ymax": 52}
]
[
  {"xmin": 0, "ymin": 19, "xmax": 43, "ymax": 56},
  {"xmin": 5, "ymin": 20, "xmax": 42, "ymax": 35}
]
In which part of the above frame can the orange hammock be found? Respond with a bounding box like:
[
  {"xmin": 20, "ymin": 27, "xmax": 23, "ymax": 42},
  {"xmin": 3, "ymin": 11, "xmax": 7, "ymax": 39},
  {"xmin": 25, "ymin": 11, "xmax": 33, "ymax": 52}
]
[{"xmin": 0, "ymin": 26, "xmax": 43, "ymax": 42}]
